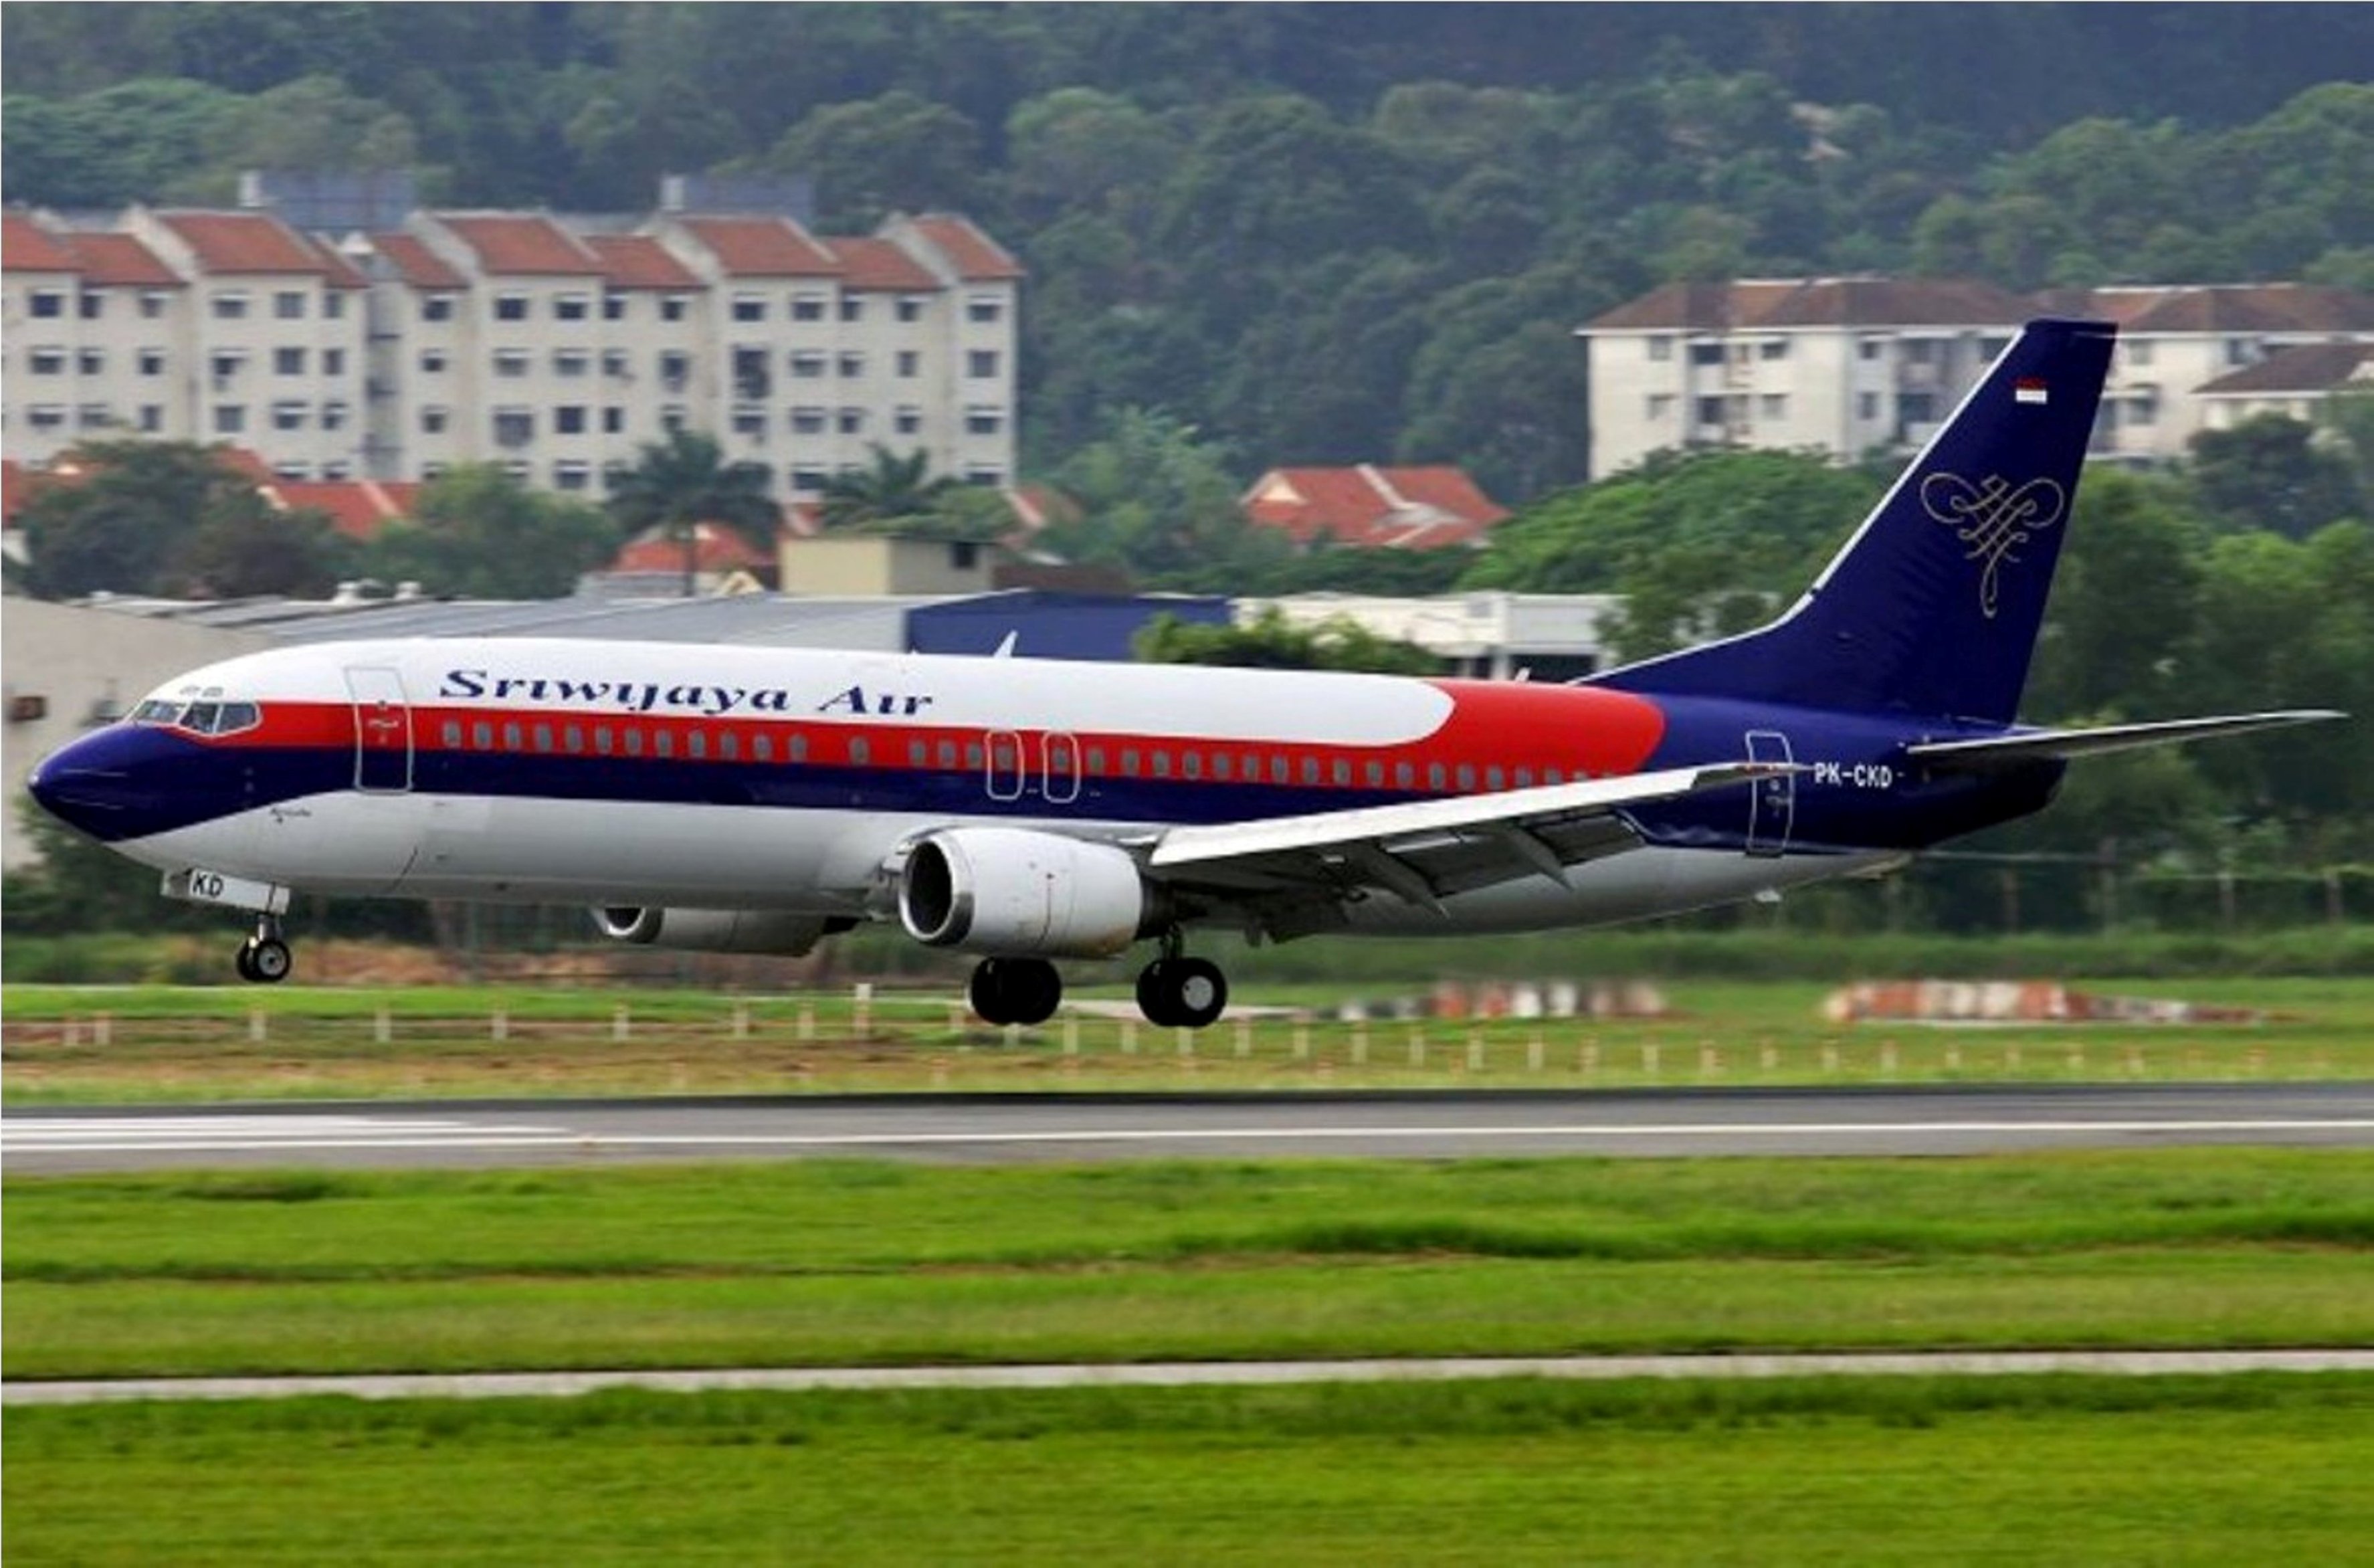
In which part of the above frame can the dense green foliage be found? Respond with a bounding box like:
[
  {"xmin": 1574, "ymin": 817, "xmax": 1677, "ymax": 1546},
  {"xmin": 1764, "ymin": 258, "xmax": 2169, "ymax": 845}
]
[{"xmin": 7, "ymin": 5, "xmax": 2371, "ymax": 498}]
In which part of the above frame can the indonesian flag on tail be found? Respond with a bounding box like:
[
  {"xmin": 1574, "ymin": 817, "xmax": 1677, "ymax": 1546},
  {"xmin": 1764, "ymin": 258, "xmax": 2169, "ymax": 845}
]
[{"xmin": 2014, "ymin": 377, "xmax": 2050, "ymax": 405}]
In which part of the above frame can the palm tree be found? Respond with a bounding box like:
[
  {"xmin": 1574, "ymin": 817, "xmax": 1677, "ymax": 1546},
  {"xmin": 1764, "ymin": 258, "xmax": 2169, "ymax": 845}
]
[
  {"xmin": 605, "ymin": 429, "xmax": 781, "ymax": 596},
  {"xmin": 817, "ymin": 445, "xmax": 959, "ymax": 533}
]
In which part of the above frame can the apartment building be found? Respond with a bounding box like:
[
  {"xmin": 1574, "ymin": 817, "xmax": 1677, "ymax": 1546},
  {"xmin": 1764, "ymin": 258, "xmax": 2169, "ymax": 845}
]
[
  {"xmin": 1579, "ymin": 277, "xmax": 2374, "ymax": 479},
  {"xmin": 5, "ymin": 201, "xmax": 1021, "ymax": 506}
]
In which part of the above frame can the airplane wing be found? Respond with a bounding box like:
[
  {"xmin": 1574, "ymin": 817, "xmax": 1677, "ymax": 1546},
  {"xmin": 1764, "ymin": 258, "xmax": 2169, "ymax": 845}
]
[
  {"xmin": 1908, "ymin": 710, "xmax": 2345, "ymax": 770},
  {"xmin": 1143, "ymin": 762, "xmax": 1786, "ymax": 922}
]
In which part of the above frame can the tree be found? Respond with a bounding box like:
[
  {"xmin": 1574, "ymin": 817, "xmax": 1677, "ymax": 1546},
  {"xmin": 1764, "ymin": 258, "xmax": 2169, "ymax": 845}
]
[
  {"xmin": 2185, "ymin": 414, "xmax": 2366, "ymax": 540},
  {"xmin": 1042, "ymin": 407, "xmax": 1290, "ymax": 588},
  {"xmin": 364, "ymin": 465, "xmax": 619, "ymax": 599},
  {"xmin": 816, "ymin": 446, "xmax": 961, "ymax": 534},
  {"xmin": 604, "ymin": 431, "xmax": 779, "ymax": 597},
  {"xmin": 1134, "ymin": 608, "xmax": 1442, "ymax": 674},
  {"xmin": 756, "ymin": 90, "xmax": 983, "ymax": 231}
]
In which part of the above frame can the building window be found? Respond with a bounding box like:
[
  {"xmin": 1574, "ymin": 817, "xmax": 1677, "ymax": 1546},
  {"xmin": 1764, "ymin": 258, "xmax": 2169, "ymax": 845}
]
[
  {"xmin": 272, "ymin": 400, "xmax": 309, "ymax": 431},
  {"xmin": 602, "ymin": 292, "xmax": 627, "ymax": 322},
  {"xmin": 838, "ymin": 407, "xmax": 866, "ymax": 435},
  {"xmin": 213, "ymin": 405, "xmax": 247, "ymax": 434},
  {"xmin": 967, "ymin": 296, "xmax": 1002, "ymax": 324},
  {"xmin": 555, "ymin": 405, "xmax": 588, "ymax": 435},
  {"xmin": 897, "ymin": 296, "xmax": 926, "ymax": 323},
  {"xmin": 603, "ymin": 407, "xmax": 625, "ymax": 435},
  {"xmin": 791, "ymin": 351, "xmax": 827, "ymax": 379},
  {"xmin": 275, "ymin": 347, "xmax": 308, "ymax": 375},
  {"xmin": 731, "ymin": 405, "xmax": 767, "ymax": 437},
  {"xmin": 896, "ymin": 350, "xmax": 920, "ymax": 377},
  {"xmin": 963, "ymin": 465, "xmax": 1003, "ymax": 486},
  {"xmin": 966, "ymin": 350, "xmax": 999, "ymax": 378},
  {"xmin": 840, "ymin": 297, "xmax": 864, "ymax": 323},
  {"xmin": 140, "ymin": 291, "xmax": 171, "ymax": 318},
  {"xmin": 1759, "ymin": 339, "xmax": 1789, "ymax": 361},
  {"xmin": 419, "ymin": 348, "xmax": 448, "ymax": 374},
  {"xmin": 555, "ymin": 350, "xmax": 590, "ymax": 378},
  {"xmin": 1689, "ymin": 342, "xmax": 1723, "ymax": 366},
  {"xmin": 322, "ymin": 401, "xmax": 349, "ymax": 431},
  {"xmin": 74, "ymin": 349, "xmax": 103, "ymax": 375},
  {"xmin": 140, "ymin": 405, "xmax": 166, "ymax": 433},
  {"xmin": 733, "ymin": 347, "xmax": 771, "ymax": 401},
  {"xmin": 421, "ymin": 406, "xmax": 450, "ymax": 435},
  {"xmin": 493, "ymin": 407, "xmax": 534, "ymax": 448},
  {"xmin": 421, "ymin": 294, "xmax": 456, "ymax": 323},
  {"xmin": 837, "ymin": 352, "xmax": 865, "ymax": 378},
  {"xmin": 1860, "ymin": 338, "xmax": 1885, "ymax": 361},
  {"xmin": 275, "ymin": 290, "xmax": 307, "ymax": 320},
  {"xmin": 556, "ymin": 293, "xmax": 590, "ymax": 322},
  {"xmin": 325, "ymin": 349, "xmax": 347, "ymax": 375},
  {"xmin": 494, "ymin": 349, "xmax": 530, "ymax": 378},
  {"xmin": 791, "ymin": 293, "xmax": 827, "ymax": 322},
  {"xmin": 324, "ymin": 292, "xmax": 346, "ymax": 320},
  {"xmin": 209, "ymin": 350, "xmax": 247, "ymax": 385},
  {"xmin": 601, "ymin": 349, "xmax": 630, "ymax": 378},
  {"xmin": 29, "ymin": 290, "xmax": 66, "ymax": 318},
  {"xmin": 553, "ymin": 461, "xmax": 592, "ymax": 492},
  {"xmin": 80, "ymin": 290, "xmax": 106, "ymax": 320},
  {"xmin": 791, "ymin": 406, "xmax": 827, "ymax": 435},
  {"xmin": 732, "ymin": 294, "xmax": 766, "ymax": 323},
  {"xmin": 494, "ymin": 293, "xmax": 530, "ymax": 322},
  {"xmin": 27, "ymin": 405, "xmax": 68, "ymax": 431},
  {"xmin": 138, "ymin": 348, "xmax": 167, "ymax": 376},
  {"xmin": 78, "ymin": 403, "xmax": 113, "ymax": 429},
  {"xmin": 660, "ymin": 351, "xmax": 691, "ymax": 391},
  {"xmin": 895, "ymin": 405, "xmax": 922, "ymax": 435},
  {"xmin": 790, "ymin": 466, "xmax": 828, "ymax": 492},
  {"xmin": 212, "ymin": 292, "xmax": 250, "ymax": 320},
  {"xmin": 661, "ymin": 294, "xmax": 690, "ymax": 322},
  {"xmin": 1858, "ymin": 391, "xmax": 1882, "ymax": 421},
  {"xmin": 29, "ymin": 347, "xmax": 67, "ymax": 375},
  {"xmin": 966, "ymin": 406, "xmax": 1003, "ymax": 435},
  {"xmin": 660, "ymin": 404, "xmax": 688, "ymax": 433}
]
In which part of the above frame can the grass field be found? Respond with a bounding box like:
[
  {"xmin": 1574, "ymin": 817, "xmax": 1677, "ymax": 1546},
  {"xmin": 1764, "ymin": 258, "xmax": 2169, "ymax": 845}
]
[
  {"xmin": 11, "ymin": 1149, "xmax": 2373, "ymax": 1380},
  {"xmin": 7, "ymin": 975, "xmax": 2371, "ymax": 1102},
  {"xmin": 9, "ymin": 1376, "xmax": 2373, "ymax": 1564}
]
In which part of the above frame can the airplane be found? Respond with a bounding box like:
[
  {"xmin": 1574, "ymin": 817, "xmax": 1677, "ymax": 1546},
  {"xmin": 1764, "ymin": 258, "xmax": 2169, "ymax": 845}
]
[{"xmin": 26, "ymin": 318, "xmax": 2342, "ymax": 1027}]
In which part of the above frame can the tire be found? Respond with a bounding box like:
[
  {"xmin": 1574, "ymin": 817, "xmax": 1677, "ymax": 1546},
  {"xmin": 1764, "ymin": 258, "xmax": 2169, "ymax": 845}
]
[
  {"xmin": 1136, "ymin": 959, "xmax": 1181, "ymax": 1028},
  {"xmin": 246, "ymin": 938, "xmax": 292, "ymax": 985},
  {"xmin": 969, "ymin": 959, "xmax": 1013, "ymax": 1025},
  {"xmin": 1137, "ymin": 957, "xmax": 1227, "ymax": 1030},
  {"xmin": 1007, "ymin": 959, "xmax": 1062, "ymax": 1027},
  {"xmin": 235, "ymin": 943, "xmax": 260, "ymax": 983}
]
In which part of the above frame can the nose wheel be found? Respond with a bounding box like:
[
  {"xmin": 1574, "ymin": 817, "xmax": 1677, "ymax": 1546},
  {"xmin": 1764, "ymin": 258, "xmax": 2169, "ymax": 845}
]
[
  {"xmin": 1136, "ymin": 953, "xmax": 1227, "ymax": 1030},
  {"xmin": 235, "ymin": 916, "xmax": 292, "ymax": 985},
  {"xmin": 967, "ymin": 957, "xmax": 1062, "ymax": 1027}
]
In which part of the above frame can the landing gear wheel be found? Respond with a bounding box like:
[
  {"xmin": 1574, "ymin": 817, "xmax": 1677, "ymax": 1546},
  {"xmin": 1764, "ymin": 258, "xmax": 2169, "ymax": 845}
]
[
  {"xmin": 968, "ymin": 957, "xmax": 1062, "ymax": 1027},
  {"xmin": 240, "ymin": 937, "xmax": 292, "ymax": 985},
  {"xmin": 1136, "ymin": 955, "xmax": 1227, "ymax": 1030}
]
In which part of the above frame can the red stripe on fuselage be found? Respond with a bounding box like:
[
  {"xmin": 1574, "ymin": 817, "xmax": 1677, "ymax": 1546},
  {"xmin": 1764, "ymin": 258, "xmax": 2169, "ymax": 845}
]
[{"xmin": 157, "ymin": 681, "xmax": 1666, "ymax": 795}]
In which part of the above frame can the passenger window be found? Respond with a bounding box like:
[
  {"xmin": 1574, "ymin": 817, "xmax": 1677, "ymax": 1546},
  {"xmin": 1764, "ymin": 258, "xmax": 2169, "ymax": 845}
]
[
  {"xmin": 443, "ymin": 721, "xmax": 463, "ymax": 748},
  {"xmin": 1301, "ymin": 758, "xmax": 1320, "ymax": 785},
  {"xmin": 1151, "ymin": 751, "xmax": 1171, "ymax": 779},
  {"xmin": 1456, "ymin": 765, "xmax": 1476, "ymax": 791},
  {"xmin": 1545, "ymin": 767, "xmax": 1564, "ymax": 785},
  {"xmin": 1487, "ymin": 767, "xmax": 1504, "ymax": 791},
  {"xmin": 1428, "ymin": 763, "xmax": 1447, "ymax": 790},
  {"xmin": 1120, "ymin": 749, "xmax": 1141, "ymax": 777},
  {"xmin": 1270, "ymin": 756, "xmax": 1289, "ymax": 784},
  {"xmin": 1086, "ymin": 747, "xmax": 1106, "ymax": 773},
  {"xmin": 1332, "ymin": 761, "xmax": 1351, "ymax": 786},
  {"xmin": 753, "ymin": 734, "xmax": 772, "ymax": 763},
  {"xmin": 502, "ymin": 722, "xmax": 522, "ymax": 751},
  {"xmin": 624, "ymin": 729, "xmax": 644, "ymax": 757},
  {"xmin": 1182, "ymin": 752, "xmax": 1201, "ymax": 780},
  {"xmin": 595, "ymin": 726, "xmax": 614, "ymax": 755},
  {"xmin": 655, "ymin": 730, "xmax": 674, "ymax": 759},
  {"xmin": 938, "ymin": 741, "xmax": 958, "ymax": 768},
  {"xmin": 1514, "ymin": 768, "xmax": 1534, "ymax": 788},
  {"xmin": 789, "ymin": 734, "xmax": 807, "ymax": 763},
  {"xmin": 1395, "ymin": 761, "xmax": 1415, "ymax": 789},
  {"xmin": 534, "ymin": 724, "xmax": 553, "ymax": 753},
  {"xmin": 1366, "ymin": 762, "xmax": 1384, "ymax": 787},
  {"xmin": 965, "ymin": 742, "xmax": 983, "ymax": 768},
  {"xmin": 688, "ymin": 731, "xmax": 707, "ymax": 760},
  {"xmin": 565, "ymin": 725, "xmax": 585, "ymax": 754},
  {"xmin": 474, "ymin": 722, "xmax": 494, "ymax": 749},
  {"xmin": 850, "ymin": 738, "xmax": 870, "ymax": 766},
  {"xmin": 910, "ymin": 741, "xmax": 928, "ymax": 767},
  {"xmin": 720, "ymin": 732, "xmax": 740, "ymax": 761}
]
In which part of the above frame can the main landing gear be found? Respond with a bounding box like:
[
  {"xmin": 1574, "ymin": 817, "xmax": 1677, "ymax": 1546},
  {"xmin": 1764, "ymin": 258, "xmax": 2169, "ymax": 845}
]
[
  {"xmin": 965, "ymin": 936, "xmax": 1231, "ymax": 1031},
  {"xmin": 234, "ymin": 914, "xmax": 292, "ymax": 985}
]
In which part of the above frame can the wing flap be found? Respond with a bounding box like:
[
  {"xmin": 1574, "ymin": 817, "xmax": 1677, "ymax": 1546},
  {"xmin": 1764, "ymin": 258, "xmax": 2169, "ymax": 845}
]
[{"xmin": 1908, "ymin": 710, "xmax": 2345, "ymax": 770}]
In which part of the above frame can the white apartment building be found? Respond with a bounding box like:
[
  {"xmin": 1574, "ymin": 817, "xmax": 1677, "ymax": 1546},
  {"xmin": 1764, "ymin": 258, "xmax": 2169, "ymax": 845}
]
[
  {"xmin": 5, "ymin": 203, "xmax": 1021, "ymax": 506},
  {"xmin": 1579, "ymin": 277, "xmax": 2374, "ymax": 479}
]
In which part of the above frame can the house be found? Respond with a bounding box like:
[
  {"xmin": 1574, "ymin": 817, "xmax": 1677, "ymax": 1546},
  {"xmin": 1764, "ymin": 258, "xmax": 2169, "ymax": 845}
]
[
  {"xmin": 1241, "ymin": 465, "xmax": 1508, "ymax": 550},
  {"xmin": 2193, "ymin": 341, "xmax": 2374, "ymax": 433}
]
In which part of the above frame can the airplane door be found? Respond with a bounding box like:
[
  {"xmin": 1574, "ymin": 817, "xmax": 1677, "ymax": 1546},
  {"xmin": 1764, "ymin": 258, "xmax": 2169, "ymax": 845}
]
[
  {"xmin": 1042, "ymin": 732, "xmax": 1081, "ymax": 805},
  {"xmin": 1745, "ymin": 728, "xmax": 1793, "ymax": 858},
  {"xmin": 985, "ymin": 729, "xmax": 1025, "ymax": 802},
  {"xmin": 346, "ymin": 666, "xmax": 413, "ymax": 793}
]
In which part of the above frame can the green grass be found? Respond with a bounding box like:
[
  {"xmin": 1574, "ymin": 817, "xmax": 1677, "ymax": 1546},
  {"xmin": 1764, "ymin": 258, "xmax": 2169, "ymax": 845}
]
[
  {"xmin": 7, "ymin": 975, "xmax": 2372, "ymax": 1102},
  {"xmin": 11, "ymin": 1150, "xmax": 2373, "ymax": 1379},
  {"xmin": 9, "ymin": 1377, "xmax": 2374, "ymax": 1565}
]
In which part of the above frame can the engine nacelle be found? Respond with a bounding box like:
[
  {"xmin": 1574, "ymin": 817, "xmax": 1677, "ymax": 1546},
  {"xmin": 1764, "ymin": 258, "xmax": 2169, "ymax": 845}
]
[
  {"xmin": 593, "ymin": 906, "xmax": 839, "ymax": 956},
  {"xmin": 897, "ymin": 827, "xmax": 1162, "ymax": 959}
]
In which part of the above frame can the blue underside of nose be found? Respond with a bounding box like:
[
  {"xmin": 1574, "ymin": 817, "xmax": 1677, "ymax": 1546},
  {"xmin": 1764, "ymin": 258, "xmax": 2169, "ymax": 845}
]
[{"xmin": 26, "ymin": 726, "xmax": 278, "ymax": 844}]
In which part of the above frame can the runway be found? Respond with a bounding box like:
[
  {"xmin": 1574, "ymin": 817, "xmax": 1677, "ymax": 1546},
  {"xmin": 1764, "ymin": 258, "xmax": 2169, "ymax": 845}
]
[
  {"xmin": 7, "ymin": 1082, "xmax": 2373, "ymax": 1173},
  {"xmin": 10, "ymin": 1349, "xmax": 2374, "ymax": 1407}
]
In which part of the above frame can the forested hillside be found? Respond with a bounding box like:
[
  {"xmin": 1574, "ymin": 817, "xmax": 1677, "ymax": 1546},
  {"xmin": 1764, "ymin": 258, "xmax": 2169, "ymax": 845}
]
[{"xmin": 7, "ymin": 4, "xmax": 2371, "ymax": 496}]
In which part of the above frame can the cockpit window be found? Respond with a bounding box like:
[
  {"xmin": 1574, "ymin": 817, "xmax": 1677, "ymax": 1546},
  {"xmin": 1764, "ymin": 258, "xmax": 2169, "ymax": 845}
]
[{"xmin": 130, "ymin": 698, "xmax": 262, "ymax": 736}]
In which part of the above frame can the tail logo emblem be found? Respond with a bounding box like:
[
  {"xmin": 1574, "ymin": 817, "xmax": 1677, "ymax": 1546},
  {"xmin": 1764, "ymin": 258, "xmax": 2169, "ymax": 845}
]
[{"xmin": 1920, "ymin": 473, "xmax": 2066, "ymax": 619}]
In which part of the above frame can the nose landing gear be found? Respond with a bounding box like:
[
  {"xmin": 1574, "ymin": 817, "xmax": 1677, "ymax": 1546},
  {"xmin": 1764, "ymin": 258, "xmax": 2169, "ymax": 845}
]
[{"xmin": 235, "ymin": 914, "xmax": 292, "ymax": 985}]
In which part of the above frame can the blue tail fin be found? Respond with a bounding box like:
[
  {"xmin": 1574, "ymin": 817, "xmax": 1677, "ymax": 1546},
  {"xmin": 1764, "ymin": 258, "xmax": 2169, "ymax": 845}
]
[{"xmin": 1596, "ymin": 318, "xmax": 2116, "ymax": 725}]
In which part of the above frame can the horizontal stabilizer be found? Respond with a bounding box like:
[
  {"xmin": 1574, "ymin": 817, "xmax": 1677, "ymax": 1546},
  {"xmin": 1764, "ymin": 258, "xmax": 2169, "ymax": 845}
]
[{"xmin": 1907, "ymin": 710, "xmax": 2346, "ymax": 770}]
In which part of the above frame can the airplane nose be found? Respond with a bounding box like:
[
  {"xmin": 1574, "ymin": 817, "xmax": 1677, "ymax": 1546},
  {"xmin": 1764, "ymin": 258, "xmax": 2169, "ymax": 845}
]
[{"xmin": 27, "ymin": 730, "xmax": 147, "ymax": 842}]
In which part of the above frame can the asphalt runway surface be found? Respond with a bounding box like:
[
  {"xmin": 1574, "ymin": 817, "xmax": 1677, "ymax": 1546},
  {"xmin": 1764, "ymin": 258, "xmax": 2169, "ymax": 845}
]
[{"xmin": 8, "ymin": 1082, "xmax": 2373, "ymax": 1173}]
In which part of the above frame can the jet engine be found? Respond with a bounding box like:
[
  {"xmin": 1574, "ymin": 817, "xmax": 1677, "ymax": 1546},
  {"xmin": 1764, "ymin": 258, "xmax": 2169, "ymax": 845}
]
[
  {"xmin": 592, "ymin": 906, "xmax": 842, "ymax": 955},
  {"xmin": 896, "ymin": 827, "xmax": 1163, "ymax": 958}
]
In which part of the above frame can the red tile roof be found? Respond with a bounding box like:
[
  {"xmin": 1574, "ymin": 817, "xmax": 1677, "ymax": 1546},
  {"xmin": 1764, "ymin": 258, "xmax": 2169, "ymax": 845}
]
[
  {"xmin": 433, "ymin": 214, "xmax": 606, "ymax": 276},
  {"xmin": 2, "ymin": 459, "xmax": 50, "ymax": 524},
  {"xmin": 609, "ymin": 521, "xmax": 776, "ymax": 575},
  {"xmin": 3, "ymin": 212, "xmax": 80, "ymax": 272},
  {"xmin": 64, "ymin": 232, "xmax": 181, "ymax": 287},
  {"xmin": 2196, "ymin": 342, "xmax": 2374, "ymax": 395},
  {"xmin": 827, "ymin": 236, "xmax": 941, "ymax": 292},
  {"xmin": 1242, "ymin": 466, "xmax": 1508, "ymax": 550},
  {"xmin": 907, "ymin": 215, "xmax": 1024, "ymax": 281},
  {"xmin": 675, "ymin": 217, "xmax": 839, "ymax": 277},
  {"xmin": 155, "ymin": 211, "xmax": 342, "ymax": 276},
  {"xmin": 368, "ymin": 232, "xmax": 469, "ymax": 290},
  {"xmin": 267, "ymin": 479, "xmax": 421, "ymax": 543},
  {"xmin": 583, "ymin": 233, "xmax": 702, "ymax": 290},
  {"xmin": 2050, "ymin": 284, "xmax": 2374, "ymax": 334}
]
